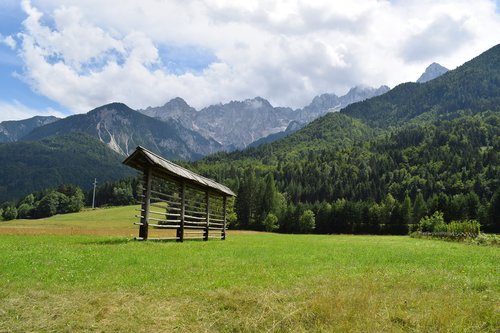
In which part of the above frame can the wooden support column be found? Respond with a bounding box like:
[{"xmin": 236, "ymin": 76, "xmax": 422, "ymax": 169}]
[
  {"xmin": 204, "ymin": 190, "xmax": 210, "ymax": 241},
  {"xmin": 177, "ymin": 182, "xmax": 185, "ymax": 242},
  {"xmin": 222, "ymin": 196, "xmax": 227, "ymax": 240},
  {"xmin": 139, "ymin": 168, "xmax": 152, "ymax": 240}
]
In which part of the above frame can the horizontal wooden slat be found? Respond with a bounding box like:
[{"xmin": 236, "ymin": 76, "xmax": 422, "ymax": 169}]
[
  {"xmin": 151, "ymin": 197, "xmax": 182, "ymax": 206},
  {"xmin": 151, "ymin": 190, "xmax": 181, "ymax": 200},
  {"xmin": 185, "ymin": 220, "xmax": 206, "ymax": 226},
  {"xmin": 149, "ymin": 216, "xmax": 181, "ymax": 224},
  {"xmin": 185, "ymin": 208, "xmax": 205, "ymax": 215},
  {"xmin": 149, "ymin": 223, "xmax": 180, "ymax": 229},
  {"xmin": 184, "ymin": 214, "xmax": 206, "ymax": 221},
  {"xmin": 184, "ymin": 225, "xmax": 206, "ymax": 230},
  {"xmin": 149, "ymin": 203, "xmax": 181, "ymax": 211}
]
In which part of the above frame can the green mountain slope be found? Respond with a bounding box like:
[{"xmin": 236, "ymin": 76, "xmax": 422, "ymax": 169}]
[
  {"xmin": 190, "ymin": 45, "xmax": 500, "ymax": 233},
  {"xmin": 341, "ymin": 44, "xmax": 500, "ymax": 127},
  {"xmin": 0, "ymin": 132, "xmax": 133, "ymax": 202}
]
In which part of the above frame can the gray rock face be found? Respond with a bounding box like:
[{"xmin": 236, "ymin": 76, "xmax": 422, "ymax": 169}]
[
  {"xmin": 140, "ymin": 85, "xmax": 390, "ymax": 150},
  {"xmin": 0, "ymin": 116, "xmax": 59, "ymax": 142},
  {"xmin": 417, "ymin": 63, "xmax": 449, "ymax": 83},
  {"xmin": 23, "ymin": 103, "xmax": 221, "ymax": 161},
  {"xmin": 296, "ymin": 85, "xmax": 390, "ymax": 123}
]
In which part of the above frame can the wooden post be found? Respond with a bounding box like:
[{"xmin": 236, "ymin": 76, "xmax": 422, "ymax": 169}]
[
  {"xmin": 139, "ymin": 168, "xmax": 152, "ymax": 240},
  {"xmin": 204, "ymin": 191, "xmax": 210, "ymax": 241},
  {"xmin": 177, "ymin": 182, "xmax": 185, "ymax": 242},
  {"xmin": 222, "ymin": 196, "xmax": 227, "ymax": 240}
]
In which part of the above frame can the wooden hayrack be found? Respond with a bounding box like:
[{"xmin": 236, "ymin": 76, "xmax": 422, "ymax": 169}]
[{"xmin": 123, "ymin": 146, "xmax": 236, "ymax": 241}]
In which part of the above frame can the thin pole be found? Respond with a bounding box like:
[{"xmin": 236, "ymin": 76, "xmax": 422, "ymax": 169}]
[
  {"xmin": 222, "ymin": 196, "xmax": 227, "ymax": 240},
  {"xmin": 139, "ymin": 169, "xmax": 152, "ymax": 240},
  {"xmin": 177, "ymin": 182, "xmax": 185, "ymax": 242},
  {"xmin": 92, "ymin": 178, "xmax": 97, "ymax": 209},
  {"xmin": 204, "ymin": 191, "xmax": 209, "ymax": 241}
]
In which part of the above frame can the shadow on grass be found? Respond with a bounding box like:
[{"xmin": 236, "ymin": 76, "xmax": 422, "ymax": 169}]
[
  {"xmin": 81, "ymin": 237, "xmax": 222, "ymax": 245},
  {"xmin": 81, "ymin": 238, "xmax": 134, "ymax": 245}
]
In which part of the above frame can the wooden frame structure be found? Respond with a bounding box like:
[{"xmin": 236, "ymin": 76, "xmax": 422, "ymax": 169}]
[{"xmin": 123, "ymin": 146, "xmax": 236, "ymax": 241}]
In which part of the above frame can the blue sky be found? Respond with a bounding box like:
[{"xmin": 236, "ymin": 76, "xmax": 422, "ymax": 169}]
[{"xmin": 1, "ymin": 0, "xmax": 499, "ymax": 121}]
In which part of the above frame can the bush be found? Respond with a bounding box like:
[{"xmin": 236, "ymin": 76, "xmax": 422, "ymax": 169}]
[
  {"xmin": 417, "ymin": 211, "xmax": 445, "ymax": 233},
  {"xmin": 299, "ymin": 210, "xmax": 315, "ymax": 233},
  {"xmin": 2, "ymin": 205, "xmax": 18, "ymax": 221},
  {"xmin": 447, "ymin": 219, "xmax": 481, "ymax": 239},
  {"xmin": 263, "ymin": 213, "xmax": 279, "ymax": 232},
  {"xmin": 17, "ymin": 203, "xmax": 33, "ymax": 219},
  {"xmin": 473, "ymin": 233, "xmax": 500, "ymax": 246}
]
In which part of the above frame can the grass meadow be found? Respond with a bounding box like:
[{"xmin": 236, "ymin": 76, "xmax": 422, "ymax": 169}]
[{"xmin": 0, "ymin": 206, "xmax": 498, "ymax": 332}]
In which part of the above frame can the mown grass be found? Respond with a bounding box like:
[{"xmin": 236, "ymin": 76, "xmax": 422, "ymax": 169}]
[{"xmin": 0, "ymin": 206, "xmax": 499, "ymax": 332}]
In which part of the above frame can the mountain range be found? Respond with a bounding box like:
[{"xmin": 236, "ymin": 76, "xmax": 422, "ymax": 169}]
[
  {"xmin": 139, "ymin": 85, "xmax": 390, "ymax": 149},
  {"xmin": 23, "ymin": 102, "xmax": 222, "ymax": 160},
  {"xmin": 0, "ymin": 57, "xmax": 466, "ymax": 202}
]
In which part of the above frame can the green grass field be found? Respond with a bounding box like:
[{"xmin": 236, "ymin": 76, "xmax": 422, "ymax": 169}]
[{"xmin": 0, "ymin": 206, "xmax": 499, "ymax": 332}]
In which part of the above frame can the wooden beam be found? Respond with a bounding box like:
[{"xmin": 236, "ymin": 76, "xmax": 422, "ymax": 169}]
[
  {"xmin": 204, "ymin": 190, "xmax": 209, "ymax": 241},
  {"xmin": 177, "ymin": 182, "xmax": 185, "ymax": 242},
  {"xmin": 139, "ymin": 168, "xmax": 152, "ymax": 240},
  {"xmin": 222, "ymin": 196, "xmax": 227, "ymax": 240}
]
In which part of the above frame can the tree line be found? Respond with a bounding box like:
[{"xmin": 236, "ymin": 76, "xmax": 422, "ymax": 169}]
[
  {"xmin": 1, "ymin": 177, "xmax": 142, "ymax": 220},
  {"xmin": 232, "ymin": 166, "xmax": 499, "ymax": 234},
  {"xmin": 193, "ymin": 112, "xmax": 500, "ymax": 234}
]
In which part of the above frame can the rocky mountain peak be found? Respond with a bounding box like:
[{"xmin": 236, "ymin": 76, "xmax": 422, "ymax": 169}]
[
  {"xmin": 90, "ymin": 102, "xmax": 132, "ymax": 115},
  {"xmin": 343, "ymin": 85, "xmax": 390, "ymax": 103},
  {"xmin": 244, "ymin": 97, "xmax": 273, "ymax": 109},
  {"xmin": 417, "ymin": 62, "xmax": 449, "ymax": 83},
  {"xmin": 163, "ymin": 97, "xmax": 192, "ymax": 109}
]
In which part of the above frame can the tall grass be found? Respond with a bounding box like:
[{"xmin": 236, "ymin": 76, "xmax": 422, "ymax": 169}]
[{"xmin": 0, "ymin": 232, "xmax": 498, "ymax": 332}]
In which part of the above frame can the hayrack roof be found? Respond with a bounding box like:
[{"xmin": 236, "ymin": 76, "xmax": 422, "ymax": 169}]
[{"xmin": 123, "ymin": 146, "xmax": 236, "ymax": 197}]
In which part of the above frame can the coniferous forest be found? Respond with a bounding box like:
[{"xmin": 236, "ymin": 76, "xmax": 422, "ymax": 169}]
[{"xmin": 190, "ymin": 45, "xmax": 500, "ymax": 234}]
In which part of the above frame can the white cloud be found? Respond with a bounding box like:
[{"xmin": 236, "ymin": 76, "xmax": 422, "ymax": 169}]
[
  {"xmin": 1, "ymin": 35, "xmax": 17, "ymax": 49},
  {"xmin": 0, "ymin": 100, "xmax": 66, "ymax": 121},
  {"xmin": 11, "ymin": 0, "xmax": 500, "ymax": 113}
]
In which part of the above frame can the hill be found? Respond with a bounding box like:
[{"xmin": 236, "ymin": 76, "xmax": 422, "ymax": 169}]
[
  {"xmin": 0, "ymin": 116, "xmax": 59, "ymax": 143},
  {"xmin": 192, "ymin": 45, "xmax": 500, "ymax": 233},
  {"xmin": 0, "ymin": 132, "xmax": 133, "ymax": 202},
  {"xmin": 23, "ymin": 102, "xmax": 222, "ymax": 160},
  {"xmin": 341, "ymin": 44, "xmax": 500, "ymax": 127}
]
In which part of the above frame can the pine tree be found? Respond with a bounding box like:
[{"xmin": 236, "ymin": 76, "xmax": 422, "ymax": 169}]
[
  {"xmin": 260, "ymin": 173, "xmax": 277, "ymax": 218},
  {"xmin": 235, "ymin": 167, "xmax": 257, "ymax": 229},
  {"xmin": 412, "ymin": 191, "xmax": 427, "ymax": 225}
]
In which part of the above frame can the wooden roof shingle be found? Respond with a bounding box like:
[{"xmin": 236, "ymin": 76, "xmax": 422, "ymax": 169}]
[{"xmin": 123, "ymin": 146, "xmax": 236, "ymax": 197}]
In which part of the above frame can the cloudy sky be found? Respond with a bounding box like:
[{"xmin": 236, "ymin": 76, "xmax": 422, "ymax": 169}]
[{"xmin": 0, "ymin": 0, "xmax": 499, "ymax": 121}]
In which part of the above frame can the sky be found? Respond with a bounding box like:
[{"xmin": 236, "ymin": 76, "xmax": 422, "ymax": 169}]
[{"xmin": 0, "ymin": 0, "xmax": 499, "ymax": 121}]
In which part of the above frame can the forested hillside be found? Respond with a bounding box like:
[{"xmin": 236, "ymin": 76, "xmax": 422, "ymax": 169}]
[
  {"xmin": 191, "ymin": 45, "xmax": 500, "ymax": 234},
  {"xmin": 0, "ymin": 132, "xmax": 133, "ymax": 202},
  {"xmin": 341, "ymin": 44, "xmax": 500, "ymax": 127}
]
